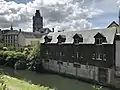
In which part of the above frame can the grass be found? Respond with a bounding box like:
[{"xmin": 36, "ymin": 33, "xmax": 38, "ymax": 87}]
[{"xmin": 0, "ymin": 75, "xmax": 54, "ymax": 90}]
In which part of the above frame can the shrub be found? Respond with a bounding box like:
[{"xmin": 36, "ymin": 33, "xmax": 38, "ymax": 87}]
[
  {"xmin": 0, "ymin": 51, "xmax": 27, "ymax": 68},
  {"xmin": 14, "ymin": 60, "xmax": 27, "ymax": 70}
]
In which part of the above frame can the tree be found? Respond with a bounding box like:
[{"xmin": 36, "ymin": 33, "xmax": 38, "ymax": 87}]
[
  {"xmin": 0, "ymin": 39, "xmax": 4, "ymax": 50},
  {"xmin": 27, "ymin": 43, "xmax": 44, "ymax": 72}
]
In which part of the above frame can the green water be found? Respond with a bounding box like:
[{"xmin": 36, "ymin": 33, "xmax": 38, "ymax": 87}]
[{"xmin": 0, "ymin": 66, "xmax": 114, "ymax": 90}]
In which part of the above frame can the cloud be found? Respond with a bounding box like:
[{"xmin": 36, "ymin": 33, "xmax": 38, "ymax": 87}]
[{"xmin": 0, "ymin": 0, "xmax": 103, "ymax": 31}]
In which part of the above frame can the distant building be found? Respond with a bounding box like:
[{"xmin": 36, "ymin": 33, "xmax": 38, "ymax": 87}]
[
  {"xmin": 33, "ymin": 10, "xmax": 43, "ymax": 32},
  {"xmin": 0, "ymin": 9, "xmax": 53, "ymax": 49},
  {"xmin": 33, "ymin": 10, "xmax": 52, "ymax": 33},
  {"xmin": 2, "ymin": 25, "xmax": 46, "ymax": 49}
]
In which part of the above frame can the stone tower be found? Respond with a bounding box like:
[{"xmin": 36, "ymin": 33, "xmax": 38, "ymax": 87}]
[{"xmin": 33, "ymin": 10, "xmax": 43, "ymax": 32}]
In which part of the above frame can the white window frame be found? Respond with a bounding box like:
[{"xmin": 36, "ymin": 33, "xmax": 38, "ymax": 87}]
[
  {"xmin": 96, "ymin": 38, "xmax": 102, "ymax": 45},
  {"xmin": 76, "ymin": 52, "xmax": 79, "ymax": 59},
  {"xmin": 92, "ymin": 53, "xmax": 95, "ymax": 60},
  {"xmin": 103, "ymin": 54, "xmax": 106, "ymax": 61},
  {"xmin": 96, "ymin": 53, "xmax": 102, "ymax": 60}
]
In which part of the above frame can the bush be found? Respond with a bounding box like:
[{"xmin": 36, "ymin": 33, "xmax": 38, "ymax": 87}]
[
  {"xmin": 0, "ymin": 50, "xmax": 27, "ymax": 68},
  {"xmin": 0, "ymin": 51, "xmax": 5, "ymax": 65},
  {"xmin": 14, "ymin": 60, "xmax": 27, "ymax": 70}
]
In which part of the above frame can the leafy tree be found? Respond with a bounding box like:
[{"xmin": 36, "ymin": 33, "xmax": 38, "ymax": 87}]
[
  {"xmin": 27, "ymin": 43, "xmax": 44, "ymax": 72},
  {"xmin": 0, "ymin": 40, "xmax": 4, "ymax": 50}
]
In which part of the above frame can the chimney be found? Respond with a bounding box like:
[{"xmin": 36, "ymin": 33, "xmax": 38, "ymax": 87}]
[
  {"xmin": 10, "ymin": 25, "xmax": 13, "ymax": 30},
  {"xmin": 19, "ymin": 29, "xmax": 21, "ymax": 32},
  {"xmin": 52, "ymin": 28, "xmax": 54, "ymax": 32}
]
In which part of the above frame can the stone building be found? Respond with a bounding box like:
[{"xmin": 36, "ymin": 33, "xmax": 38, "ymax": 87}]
[
  {"xmin": 2, "ymin": 25, "xmax": 46, "ymax": 49},
  {"xmin": 33, "ymin": 10, "xmax": 43, "ymax": 32},
  {"xmin": 40, "ymin": 27, "xmax": 117, "ymax": 86},
  {"xmin": 39, "ymin": 13, "xmax": 120, "ymax": 87},
  {"xmin": 33, "ymin": 10, "xmax": 51, "ymax": 33}
]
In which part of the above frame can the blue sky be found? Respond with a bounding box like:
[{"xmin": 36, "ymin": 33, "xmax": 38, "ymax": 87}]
[
  {"xmin": 11, "ymin": 0, "xmax": 33, "ymax": 4},
  {"xmin": 0, "ymin": 0, "xmax": 120, "ymax": 32}
]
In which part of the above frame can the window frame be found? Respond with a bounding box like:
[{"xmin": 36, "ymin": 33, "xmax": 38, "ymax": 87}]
[
  {"xmin": 96, "ymin": 53, "xmax": 102, "ymax": 60},
  {"xmin": 96, "ymin": 38, "xmax": 102, "ymax": 45}
]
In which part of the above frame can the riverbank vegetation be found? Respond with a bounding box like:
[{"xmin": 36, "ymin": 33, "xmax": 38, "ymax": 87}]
[
  {"xmin": 0, "ymin": 43, "xmax": 43, "ymax": 72},
  {"xmin": 0, "ymin": 74, "xmax": 54, "ymax": 90}
]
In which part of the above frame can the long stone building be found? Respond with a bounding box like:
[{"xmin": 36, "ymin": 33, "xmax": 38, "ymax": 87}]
[{"xmin": 39, "ymin": 20, "xmax": 120, "ymax": 88}]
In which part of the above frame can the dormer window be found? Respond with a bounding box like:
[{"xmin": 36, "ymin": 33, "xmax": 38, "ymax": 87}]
[
  {"xmin": 94, "ymin": 32, "xmax": 107, "ymax": 45},
  {"xmin": 96, "ymin": 38, "xmax": 102, "ymax": 45},
  {"xmin": 44, "ymin": 36, "xmax": 52, "ymax": 43},
  {"xmin": 57, "ymin": 35, "xmax": 66, "ymax": 44},
  {"xmin": 73, "ymin": 34, "xmax": 83, "ymax": 44}
]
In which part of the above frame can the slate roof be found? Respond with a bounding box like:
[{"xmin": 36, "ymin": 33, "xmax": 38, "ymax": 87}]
[
  {"xmin": 40, "ymin": 27, "xmax": 117, "ymax": 44},
  {"xmin": 3, "ymin": 30, "xmax": 46, "ymax": 38},
  {"xmin": 21, "ymin": 32, "xmax": 46, "ymax": 38},
  {"xmin": 3, "ymin": 30, "xmax": 19, "ymax": 35}
]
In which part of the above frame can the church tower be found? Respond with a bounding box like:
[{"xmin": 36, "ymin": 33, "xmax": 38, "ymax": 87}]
[{"xmin": 33, "ymin": 10, "xmax": 43, "ymax": 32}]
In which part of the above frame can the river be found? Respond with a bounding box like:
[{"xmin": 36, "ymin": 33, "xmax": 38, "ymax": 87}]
[{"xmin": 0, "ymin": 66, "xmax": 114, "ymax": 90}]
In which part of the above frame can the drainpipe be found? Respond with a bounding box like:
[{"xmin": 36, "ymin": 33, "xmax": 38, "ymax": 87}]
[{"xmin": 118, "ymin": 8, "xmax": 120, "ymax": 33}]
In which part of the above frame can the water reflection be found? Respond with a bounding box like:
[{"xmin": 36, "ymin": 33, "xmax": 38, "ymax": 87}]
[{"xmin": 0, "ymin": 66, "xmax": 113, "ymax": 90}]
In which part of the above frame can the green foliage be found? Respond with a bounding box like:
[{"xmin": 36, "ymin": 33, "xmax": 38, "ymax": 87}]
[
  {"xmin": 23, "ymin": 48, "xmax": 30, "ymax": 55},
  {"xmin": 27, "ymin": 43, "xmax": 44, "ymax": 72},
  {"xmin": 0, "ymin": 43, "xmax": 44, "ymax": 71},
  {"xmin": 93, "ymin": 85, "xmax": 102, "ymax": 90},
  {"xmin": 0, "ymin": 40, "xmax": 4, "ymax": 50},
  {"xmin": 0, "ymin": 50, "xmax": 27, "ymax": 68},
  {"xmin": 0, "ymin": 75, "xmax": 54, "ymax": 90},
  {"xmin": 2, "ymin": 47, "xmax": 8, "ymax": 51},
  {"xmin": 30, "ymin": 43, "xmax": 41, "ymax": 58}
]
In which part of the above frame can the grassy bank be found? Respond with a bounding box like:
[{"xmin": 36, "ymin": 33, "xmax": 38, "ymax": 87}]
[{"xmin": 0, "ymin": 75, "xmax": 54, "ymax": 90}]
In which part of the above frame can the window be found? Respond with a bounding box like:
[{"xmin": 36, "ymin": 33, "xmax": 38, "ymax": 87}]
[
  {"xmin": 86, "ymin": 63, "xmax": 89, "ymax": 69},
  {"xmin": 80, "ymin": 53, "xmax": 83, "ymax": 59},
  {"xmin": 76, "ymin": 52, "xmax": 79, "ymax": 59},
  {"xmin": 73, "ymin": 34, "xmax": 83, "ymax": 44},
  {"xmin": 92, "ymin": 53, "xmax": 95, "ymax": 60},
  {"xmin": 73, "ymin": 63, "xmax": 81, "ymax": 68},
  {"xmin": 74, "ymin": 38, "xmax": 79, "ymax": 44},
  {"xmin": 45, "ymin": 50, "xmax": 49, "ymax": 55},
  {"xmin": 15, "ymin": 35, "xmax": 17, "ymax": 40},
  {"xmin": 57, "ymin": 35, "xmax": 66, "ymax": 44},
  {"xmin": 60, "ymin": 52, "xmax": 64, "ymax": 57},
  {"xmin": 96, "ymin": 38, "xmax": 102, "ymax": 45},
  {"xmin": 72, "ymin": 52, "xmax": 74, "ymax": 58},
  {"xmin": 93, "ymin": 53, "xmax": 106, "ymax": 61},
  {"xmin": 96, "ymin": 53, "xmax": 102, "ymax": 60},
  {"xmin": 94, "ymin": 32, "xmax": 107, "ymax": 45},
  {"xmin": 44, "ymin": 36, "xmax": 52, "ymax": 43},
  {"xmin": 103, "ymin": 54, "xmax": 106, "ymax": 61}
]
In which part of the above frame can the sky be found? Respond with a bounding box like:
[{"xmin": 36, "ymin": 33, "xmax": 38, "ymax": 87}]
[{"xmin": 0, "ymin": 0, "xmax": 120, "ymax": 32}]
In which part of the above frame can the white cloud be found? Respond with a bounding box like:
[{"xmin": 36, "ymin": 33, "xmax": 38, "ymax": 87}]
[{"xmin": 0, "ymin": 0, "xmax": 103, "ymax": 32}]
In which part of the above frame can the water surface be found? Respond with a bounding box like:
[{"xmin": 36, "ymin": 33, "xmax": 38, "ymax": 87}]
[{"xmin": 0, "ymin": 66, "xmax": 114, "ymax": 90}]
